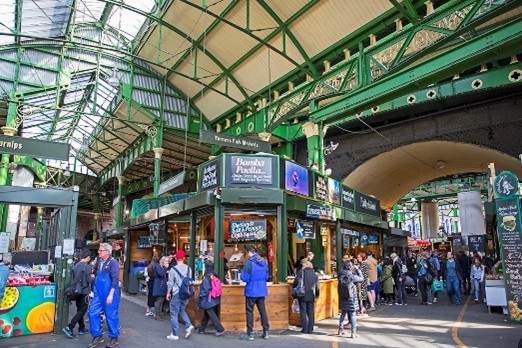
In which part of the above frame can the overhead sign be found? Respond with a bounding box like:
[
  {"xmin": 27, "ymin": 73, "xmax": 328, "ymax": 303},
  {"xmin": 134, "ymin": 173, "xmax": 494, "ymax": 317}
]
[
  {"xmin": 158, "ymin": 171, "xmax": 185, "ymax": 195},
  {"xmin": 0, "ymin": 135, "xmax": 70, "ymax": 161},
  {"xmin": 200, "ymin": 129, "xmax": 271, "ymax": 153},
  {"xmin": 225, "ymin": 155, "xmax": 278, "ymax": 188},
  {"xmin": 296, "ymin": 219, "xmax": 314, "ymax": 239},
  {"xmin": 198, "ymin": 158, "xmax": 221, "ymax": 192},
  {"xmin": 494, "ymin": 171, "xmax": 519, "ymax": 199},
  {"xmin": 306, "ymin": 203, "xmax": 337, "ymax": 221}
]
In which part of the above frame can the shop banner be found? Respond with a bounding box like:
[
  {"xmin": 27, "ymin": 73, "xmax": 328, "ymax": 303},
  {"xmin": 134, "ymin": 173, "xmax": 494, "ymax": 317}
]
[
  {"xmin": 368, "ymin": 234, "xmax": 379, "ymax": 245},
  {"xmin": 360, "ymin": 232, "xmax": 368, "ymax": 246},
  {"xmin": 200, "ymin": 129, "xmax": 271, "ymax": 153},
  {"xmin": 355, "ymin": 191, "xmax": 380, "ymax": 216},
  {"xmin": 328, "ymin": 178, "xmax": 340, "ymax": 205},
  {"xmin": 0, "ymin": 284, "xmax": 57, "ymax": 337},
  {"xmin": 467, "ymin": 235, "xmax": 485, "ymax": 252},
  {"xmin": 495, "ymin": 196, "xmax": 522, "ymax": 323},
  {"xmin": 314, "ymin": 175, "xmax": 328, "ymax": 201},
  {"xmin": 198, "ymin": 158, "xmax": 221, "ymax": 192},
  {"xmin": 340, "ymin": 228, "xmax": 359, "ymax": 236},
  {"xmin": 343, "ymin": 235, "xmax": 350, "ymax": 248},
  {"xmin": 230, "ymin": 220, "xmax": 267, "ymax": 241},
  {"xmin": 296, "ymin": 219, "xmax": 314, "ymax": 239},
  {"xmin": 225, "ymin": 155, "xmax": 277, "ymax": 188},
  {"xmin": 306, "ymin": 203, "xmax": 336, "ymax": 221},
  {"xmin": 341, "ymin": 186, "xmax": 355, "ymax": 210}
]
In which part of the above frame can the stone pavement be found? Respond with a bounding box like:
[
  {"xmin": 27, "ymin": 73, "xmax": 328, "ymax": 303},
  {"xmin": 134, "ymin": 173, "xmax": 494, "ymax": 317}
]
[{"xmin": 1, "ymin": 290, "xmax": 520, "ymax": 348}]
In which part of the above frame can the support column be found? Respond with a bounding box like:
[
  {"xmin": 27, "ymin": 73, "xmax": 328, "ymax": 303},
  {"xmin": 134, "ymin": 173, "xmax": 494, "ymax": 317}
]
[
  {"xmin": 93, "ymin": 213, "xmax": 99, "ymax": 241},
  {"xmin": 189, "ymin": 212, "xmax": 197, "ymax": 279},
  {"xmin": 452, "ymin": 207, "xmax": 459, "ymax": 233},
  {"xmin": 153, "ymin": 147, "xmax": 164, "ymax": 197},
  {"xmin": 116, "ymin": 176, "xmax": 125, "ymax": 228},
  {"xmin": 214, "ymin": 203, "xmax": 224, "ymax": 281},
  {"xmin": 301, "ymin": 120, "xmax": 325, "ymax": 174},
  {"xmin": 0, "ymin": 102, "xmax": 18, "ymax": 228},
  {"xmin": 35, "ymin": 207, "xmax": 44, "ymax": 250},
  {"xmin": 276, "ymin": 200, "xmax": 287, "ymax": 283},
  {"xmin": 336, "ymin": 219, "xmax": 342, "ymax": 276}
]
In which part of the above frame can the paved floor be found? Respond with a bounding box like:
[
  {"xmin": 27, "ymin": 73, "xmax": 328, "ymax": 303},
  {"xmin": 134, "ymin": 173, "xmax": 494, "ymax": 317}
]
[{"xmin": 1, "ymin": 291, "xmax": 520, "ymax": 348}]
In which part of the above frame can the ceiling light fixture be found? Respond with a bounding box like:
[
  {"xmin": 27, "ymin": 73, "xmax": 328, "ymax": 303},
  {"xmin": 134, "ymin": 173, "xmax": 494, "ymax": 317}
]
[{"xmin": 108, "ymin": 67, "xmax": 120, "ymax": 87}]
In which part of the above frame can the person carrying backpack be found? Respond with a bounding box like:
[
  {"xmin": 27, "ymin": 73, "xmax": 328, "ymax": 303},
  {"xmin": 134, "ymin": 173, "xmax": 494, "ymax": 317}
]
[
  {"xmin": 197, "ymin": 255, "xmax": 225, "ymax": 336},
  {"xmin": 337, "ymin": 261, "xmax": 363, "ymax": 339},
  {"xmin": 166, "ymin": 250, "xmax": 195, "ymax": 341},
  {"xmin": 239, "ymin": 245, "xmax": 270, "ymax": 341},
  {"xmin": 293, "ymin": 260, "xmax": 319, "ymax": 334}
]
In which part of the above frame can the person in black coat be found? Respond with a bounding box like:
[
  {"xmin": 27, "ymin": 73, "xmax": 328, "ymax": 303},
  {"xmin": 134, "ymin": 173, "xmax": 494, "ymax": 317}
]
[
  {"xmin": 197, "ymin": 260, "xmax": 225, "ymax": 336},
  {"xmin": 292, "ymin": 260, "xmax": 319, "ymax": 334},
  {"xmin": 337, "ymin": 261, "xmax": 364, "ymax": 339}
]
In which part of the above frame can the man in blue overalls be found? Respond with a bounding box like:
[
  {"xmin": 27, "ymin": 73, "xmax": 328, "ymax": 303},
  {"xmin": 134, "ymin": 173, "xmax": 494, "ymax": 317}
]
[{"xmin": 88, "ymin": 243, "xmax": 121, "ymax": 348}]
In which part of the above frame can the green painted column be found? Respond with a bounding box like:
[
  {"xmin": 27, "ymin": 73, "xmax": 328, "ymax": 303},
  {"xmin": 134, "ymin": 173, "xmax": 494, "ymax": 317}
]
[
  {"xmin": 116, "ymin": 176, "xmax": 125, "ymax": 228},
  {"xmin": 276, "ymin": 200, "xmax": 287, "ymax": 283},
  {"xmin": 310, "ymin": 222, "xmax": 324, "ymax": 271},
  {"xmin": 0, "ymin": 102, "xmax": 18, "ymax": 228},
  {"xmin": 35, "ymin": 207, "xmax": 44, "ymax": 250},
  {"xmin": 336, "ymin": 219, "xmax": 342, "ymax": 277},
  {"xmin": 152, "ymin": 148, "xmax": 164, "ymax": 197},
  {"xmin": 301, "ymin": 118, "xmax": 325, "ymax": 174},
  {"xmin": 189, "ymin": 213, "xmax": 197, "ymax": 279},
  {"xmin": 213, "ymin": 203, "xmax": 225, "ymax": 281}
]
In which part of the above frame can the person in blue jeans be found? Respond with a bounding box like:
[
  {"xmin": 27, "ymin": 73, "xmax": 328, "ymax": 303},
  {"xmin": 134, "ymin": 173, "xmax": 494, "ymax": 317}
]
[
  {"xmin": 470, "ymin": 257, "xmax": 485, "ymax": 303},
  {"xmin": 88, "ymin": 243, "xmax": 121, "ymax": 348},
  {"xmin": 165, "ymin": 250, "xmax": 194, "ymax": 341},
  {"xmin": 444, "ymin": 252, "xmax": 463, "ymax": 305},
  {"xmin": 337, "ymin": 261, "xmax": 363, "ymax": 339},
  {"xmin": 239, "ymin": 245, "xmax": 270, "ymax": 341}
]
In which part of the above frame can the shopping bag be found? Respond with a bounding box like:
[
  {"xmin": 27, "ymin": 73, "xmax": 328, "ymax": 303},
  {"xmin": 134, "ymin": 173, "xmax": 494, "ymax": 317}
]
[{"xmin": 431, "ymin": 279, "xmax": 444, "ymax": 293}]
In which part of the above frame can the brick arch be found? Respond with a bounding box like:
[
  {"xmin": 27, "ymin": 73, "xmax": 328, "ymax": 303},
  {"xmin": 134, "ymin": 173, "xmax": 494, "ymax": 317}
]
[
  {"xmin": 342, "ymin": 140, "xmax": 521, "ymax": 208},
  {"xmin": 296, "ymin": 95, "xmax": 522, "ymax": 208}
]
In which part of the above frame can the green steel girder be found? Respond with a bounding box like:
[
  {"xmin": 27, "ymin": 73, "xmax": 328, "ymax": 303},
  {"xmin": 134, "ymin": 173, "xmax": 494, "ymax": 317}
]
[
  {"xmin": 388, "ymin": 0, "xmax": 420, "ymax": 24},
  {"xmin": 98, "ymin": 133, "xmax": 153, "ymax": 186},
  {"xmin": 216, "ymin": 0, "xmax": 519, "ymax": 137},
  {"xmin": 310, "ymin": 17, "xmax": 522, "ymax": 125},
  {"xmin": 399, "ymin": 175, "xmax": 488, "ymax": 203}
]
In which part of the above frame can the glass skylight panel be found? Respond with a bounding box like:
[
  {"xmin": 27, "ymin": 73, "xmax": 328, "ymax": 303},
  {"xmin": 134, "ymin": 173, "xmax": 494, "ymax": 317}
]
[
  {"xmin": 107, "ymin": 0, "xmax": 155, "ymax": 40},
  {"xmin": 74, "ymin": 0, "xmax": 106, "ymax": 24},
  {"xmin": 0, "ymin": 0, "xmax": 15, "ymax": 45},
  {"xmin": 21, "ymin": 0, "xmax": 73, "ymax": 40}
]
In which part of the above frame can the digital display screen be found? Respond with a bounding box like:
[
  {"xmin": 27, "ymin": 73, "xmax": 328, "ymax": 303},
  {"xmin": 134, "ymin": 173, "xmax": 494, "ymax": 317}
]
[{"xmin": 284, "ymin": 161, "xmax": 309, "ymax": 196}]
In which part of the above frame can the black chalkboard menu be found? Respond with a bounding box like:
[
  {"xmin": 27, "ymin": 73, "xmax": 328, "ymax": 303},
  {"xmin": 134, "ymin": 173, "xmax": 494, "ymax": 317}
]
[
  {"xmin": 198, "ymin": 158, "xmax": 221, "ymax": 192},
  {"xmin": 230, "ymin": 220, "xmax": 267, "ymax": 241},
  {"xmin": 467, "ymin": 235, "xmax": 485, "ymax": 252},
  {"xmin": 495, "ymin": 197, "xmax": 522, "ymax": 323},
  {"xmin": 225, "ymin": 155, "xmax": 278, "ymax": 188}
]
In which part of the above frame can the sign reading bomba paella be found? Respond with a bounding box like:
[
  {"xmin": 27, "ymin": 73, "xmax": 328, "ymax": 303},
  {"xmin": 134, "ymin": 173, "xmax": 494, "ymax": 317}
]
[
  {"xmin": 225, "ymin": 155, "xmax": 277, "ymax": 188},
  {"xmin": 496, "ymin": 196, "xmax": 522, "ymax": 323},
  {"xmin": 198, "ymin": 158, "xmax": 221, "ymax": 192},
  {"xmin": 230, "ymin": 220, "xmax": 267, "ymax": 241}
]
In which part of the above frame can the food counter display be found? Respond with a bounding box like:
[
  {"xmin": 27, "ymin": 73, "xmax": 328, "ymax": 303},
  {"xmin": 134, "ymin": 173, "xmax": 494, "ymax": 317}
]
[
  {"xmin": 186, "ymin": 283, "xmax": 289, "ymax": 331},
  {"xmin": 288, "ymin": 278, "xmax": 338, "ymax": 326},
  {"xmin": 0, "ymin": 282, "xmax": 57, "ymax": 337}
]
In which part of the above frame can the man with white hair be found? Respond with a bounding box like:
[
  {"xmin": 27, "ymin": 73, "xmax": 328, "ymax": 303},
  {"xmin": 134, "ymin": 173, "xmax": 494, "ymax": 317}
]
[{"xmin": 88, "ymin": 243, "xmax": 121, "ymax": 348}]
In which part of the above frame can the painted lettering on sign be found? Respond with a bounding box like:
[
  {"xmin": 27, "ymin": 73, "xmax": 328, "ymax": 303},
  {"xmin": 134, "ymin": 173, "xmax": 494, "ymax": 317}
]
[
  {"xmin": 230, "ymin": 220, "xmax": 267, "ymax": 241},
  {"xmin": 0, "ymin": 140, "xmax": 23, "ymax": 150}
]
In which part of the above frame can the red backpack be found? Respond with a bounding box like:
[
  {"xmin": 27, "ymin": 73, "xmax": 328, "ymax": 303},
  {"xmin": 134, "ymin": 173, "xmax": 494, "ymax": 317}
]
[{"xmin": 209, "ymin": 275, "xmax": 222, "ymax": 298}]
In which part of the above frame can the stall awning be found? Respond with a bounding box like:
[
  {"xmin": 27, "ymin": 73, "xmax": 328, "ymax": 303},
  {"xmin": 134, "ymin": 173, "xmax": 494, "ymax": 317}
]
[{"xmin": 408, "ymin": 238, "xmax": 430, "ymax": 247}]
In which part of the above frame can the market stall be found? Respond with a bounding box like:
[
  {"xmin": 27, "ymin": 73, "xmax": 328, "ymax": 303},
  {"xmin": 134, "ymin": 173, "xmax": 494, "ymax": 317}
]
[{"xmin": 0, "ymin": 252, "xmax": 56, "ymax": 338}]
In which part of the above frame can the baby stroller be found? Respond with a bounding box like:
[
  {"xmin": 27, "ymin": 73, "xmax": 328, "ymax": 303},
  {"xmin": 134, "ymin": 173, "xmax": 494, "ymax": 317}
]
[{"xmin": 403, "ymin": 275, "xmax": 417, "ymax": 295}]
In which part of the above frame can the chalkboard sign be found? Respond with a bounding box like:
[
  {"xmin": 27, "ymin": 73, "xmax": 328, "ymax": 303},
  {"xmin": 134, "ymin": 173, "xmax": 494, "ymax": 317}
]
[
  {"xmin": 225, "ymin": 155, "xmax": 278, "ymax": 188},
  {"xmin": 355, "ymin": 191, "xmax": 380, "ymax": 217},
  {"xmin": 12, "ymin": 251, "xmax": 49, "ymax": 265},
  {"xmin": 198, "ymin": 158, "xmax": 221, "ymax": 192},
  {"xmin": 230, "ymin": 220, "xmax": 267, "ymax": 241},
  {"xmin": 467, "ymin": 235, "xmax": 485, "ymax": 252},
  {"xmin": 495, "ymin": 197, "xmax": 522, "ymax": 323},
  {"xmin": 341, "ymin": 186, "xmax": 355, "ymax": 210}
]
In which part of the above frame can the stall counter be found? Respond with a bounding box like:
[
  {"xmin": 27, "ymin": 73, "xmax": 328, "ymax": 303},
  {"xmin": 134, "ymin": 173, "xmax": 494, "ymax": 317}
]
[
  {"xmin": 288, "ymin": 278, "xmax": 339, "ymax": 326},
  {"xmin": 186, "ymin": 282, "xmax": 289, "ymax": 331},
  {"xmin": 0, "ymin": 284, "xmax": 57, "ymax": 337}
]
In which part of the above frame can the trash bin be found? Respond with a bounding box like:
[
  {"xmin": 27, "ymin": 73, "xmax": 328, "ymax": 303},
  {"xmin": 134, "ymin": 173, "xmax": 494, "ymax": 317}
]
[{"xmin": 128, "ymin": 274, "xmax": 139, "ymax": 294}]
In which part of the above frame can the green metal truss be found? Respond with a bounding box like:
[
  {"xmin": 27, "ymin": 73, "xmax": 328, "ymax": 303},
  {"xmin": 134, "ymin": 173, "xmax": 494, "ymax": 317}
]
[{"xmin": 216, "ymin": 0, "xmax": 521, "ymax": 139}]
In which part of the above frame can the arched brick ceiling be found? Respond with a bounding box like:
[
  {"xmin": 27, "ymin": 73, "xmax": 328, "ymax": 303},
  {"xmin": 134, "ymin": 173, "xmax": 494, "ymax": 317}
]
[{"xmin": 343, "ymin": 141, "xmax": 522, "ymax": 209}]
